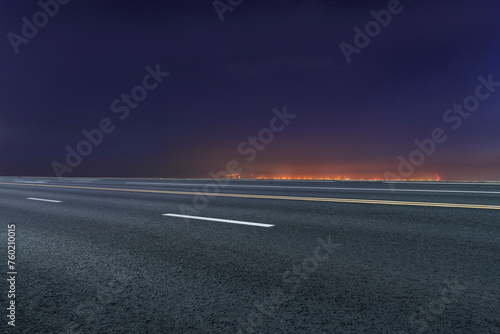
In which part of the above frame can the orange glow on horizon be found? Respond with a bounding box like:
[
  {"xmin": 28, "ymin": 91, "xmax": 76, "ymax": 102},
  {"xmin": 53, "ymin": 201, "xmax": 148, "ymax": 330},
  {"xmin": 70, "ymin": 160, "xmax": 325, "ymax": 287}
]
[{"xmin": 251, "ymin": 175, "xmax": 438, "ymax": 181}]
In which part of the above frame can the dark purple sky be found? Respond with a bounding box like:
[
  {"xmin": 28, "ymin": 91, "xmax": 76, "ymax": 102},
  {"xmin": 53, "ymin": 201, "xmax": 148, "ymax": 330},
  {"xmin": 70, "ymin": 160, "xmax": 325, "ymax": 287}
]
[{"xmin": 1, "ymin": 0, "xmax": 499, "ymax": 180}]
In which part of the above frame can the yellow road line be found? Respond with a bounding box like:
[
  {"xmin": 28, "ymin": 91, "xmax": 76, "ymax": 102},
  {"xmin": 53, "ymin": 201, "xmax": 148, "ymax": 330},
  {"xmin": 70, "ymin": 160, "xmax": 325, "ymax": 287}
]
[{"xmin": 1, "ymin": 182, "xmax": 499, "ymax": 210}]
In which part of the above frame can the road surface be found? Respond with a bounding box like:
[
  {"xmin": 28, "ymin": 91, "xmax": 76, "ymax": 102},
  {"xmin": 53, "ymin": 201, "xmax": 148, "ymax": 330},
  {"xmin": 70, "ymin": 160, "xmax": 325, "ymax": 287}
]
[{"xmin": 0, "ymin": 177, "xmax": 499, "ymax": 333}]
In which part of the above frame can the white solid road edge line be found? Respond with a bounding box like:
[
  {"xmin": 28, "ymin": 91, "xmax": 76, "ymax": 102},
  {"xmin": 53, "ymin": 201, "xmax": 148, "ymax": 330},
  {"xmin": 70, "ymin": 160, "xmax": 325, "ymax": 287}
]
[
  {"xmin": 163, "ymin": 213, "xmax": 274, "ymax": 228},
  {"xmin": 26, "ymin": 197, "xmax": 62, "ymax": 203}
]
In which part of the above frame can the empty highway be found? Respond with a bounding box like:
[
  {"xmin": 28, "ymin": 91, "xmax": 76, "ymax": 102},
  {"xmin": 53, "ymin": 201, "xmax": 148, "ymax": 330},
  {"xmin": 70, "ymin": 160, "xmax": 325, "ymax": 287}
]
[{"xmin": 1, "ymin": 177, "xmax": 499, "ymax": 333}]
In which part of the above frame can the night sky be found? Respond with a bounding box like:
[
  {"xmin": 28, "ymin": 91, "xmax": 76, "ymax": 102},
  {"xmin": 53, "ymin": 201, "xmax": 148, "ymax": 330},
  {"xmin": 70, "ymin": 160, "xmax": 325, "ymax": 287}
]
[{"xmin": 1, "ymin": 0, "xmax": 499, "ymax": 180}]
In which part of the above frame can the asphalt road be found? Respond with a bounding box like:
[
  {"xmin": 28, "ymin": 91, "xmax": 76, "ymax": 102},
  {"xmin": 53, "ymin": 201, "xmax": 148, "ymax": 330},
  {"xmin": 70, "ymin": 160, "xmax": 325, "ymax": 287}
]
[{"xmin": 1, "ymin": 177, "xmax": 499, "ymax": 333}]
